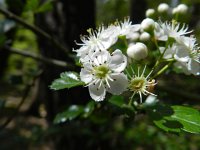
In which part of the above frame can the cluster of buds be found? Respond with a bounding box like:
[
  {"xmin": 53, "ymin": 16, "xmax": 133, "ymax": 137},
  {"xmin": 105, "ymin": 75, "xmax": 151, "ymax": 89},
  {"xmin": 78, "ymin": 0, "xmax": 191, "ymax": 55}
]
[
  {"xmin": 146, "ymin": 3, "xmax": 189, "ymax": 21},
  {"xmin": 73, "ymin": 4, "xmax": 200, "ymax": 103}
]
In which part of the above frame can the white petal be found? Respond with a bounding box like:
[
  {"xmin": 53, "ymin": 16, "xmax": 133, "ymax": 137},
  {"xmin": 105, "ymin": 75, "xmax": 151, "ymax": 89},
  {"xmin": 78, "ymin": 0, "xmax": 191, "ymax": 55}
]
[
  {"xmin": 187, "ymin": 59, "xmax": 200, "ymax": 75},
  {"xmin": 175, "ymin": 45, "xmax": 189, "ymax": 58},
  {"xmin": 92, "ymin": 50, "xmax": 110, "ymax": 65},
  {"xmin": 109, "ymin": 49, "xmax": 127, "ymax": 72},
  {"xmin": 80, "ymin": 68, "xmax": 93, "ymax": 84},
  {"xmin": 174, "ymin": 62, "xmax": 190, "ymax": 75},
  {"xmin": 89, "ymin": 82, "xmax": 106, "ymax": 101},
  {"xmin": 106, "ymin": 73, "xmax": 128, "ymax": 95},
  {"xmin": 75, "ymin": 46, "xmax": 89, "ymax": 57}
]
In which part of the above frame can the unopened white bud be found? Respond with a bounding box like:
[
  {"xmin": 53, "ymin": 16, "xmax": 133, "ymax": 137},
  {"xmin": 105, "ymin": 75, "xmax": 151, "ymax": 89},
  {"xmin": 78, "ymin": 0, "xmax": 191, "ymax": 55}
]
[
  {"xmin": 127, "ymin": 42, "xmax": 148, "ymax": 60},
  {"xmin": 140, "ymin": 32, "xmax": 151, "ymax": 42},
  {"xmin": 177, "ymin": 4, "xmax": 188, "ymax": 14},
  {"xmin": 172, "ymin": 7, "xmax": 179, "ymax": 15},
  {"xmin": 128, "ymin": 32, "xmax": 140, "ymax": 41},
  {"xmin": 157, "ymin": 3, "xmax": 169, "ymax": 13},
  {"xmin": 145, "ymin": 9, "xmax": 155, "ymax": 18},
  {"xmin": 141, "ymin": 18, "xmax": 155, "ymax": 32}
]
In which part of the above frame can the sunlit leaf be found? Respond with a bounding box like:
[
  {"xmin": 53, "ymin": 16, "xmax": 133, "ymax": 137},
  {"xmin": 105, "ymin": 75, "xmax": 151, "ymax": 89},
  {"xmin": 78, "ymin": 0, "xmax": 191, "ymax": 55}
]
[
  {"xmin": 24, "ymin": 0, "xmax": 39, "ymax": 12},
  {"xmin": 50, "ymin": 72, "xmax": 85, "ymax": 90},
  {"xmin": 36, "ymin": 0, "xmax": 53, "ymax": 13},
  {"xmin": 171, "ymin": 105, "xmax": 200, "ymax": 133},
  {"xmin": 83, "ymin": 101, "xmax": 95, "ymax": 118},
  {"xmin": 147, "ymin": 104, "xmax": 200, "ymax": 134},
  {"xmin": 53, "ymin": 105, "xmax": 84, "ymax": 124}
]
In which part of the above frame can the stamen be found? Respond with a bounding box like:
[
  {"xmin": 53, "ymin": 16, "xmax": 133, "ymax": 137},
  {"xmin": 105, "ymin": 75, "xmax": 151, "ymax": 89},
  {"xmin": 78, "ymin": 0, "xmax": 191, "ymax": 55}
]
[
  {"xmin": 107, "ymin": 75, "xmax": 114, "ymax": 82},
  {"xmin": 141, "ymin": 65, "xmax": 147, "ymax": 77},
  {"xmin": 139, "ymin": 92, "xmax": 142, "ymax": 103},
  {"xmin": 146, "ymin": 69, "xmax": 153, "ymax": 79},
  {"xmin": 105, "ymin": 78, "xmax": 110, "ymax": 88}
]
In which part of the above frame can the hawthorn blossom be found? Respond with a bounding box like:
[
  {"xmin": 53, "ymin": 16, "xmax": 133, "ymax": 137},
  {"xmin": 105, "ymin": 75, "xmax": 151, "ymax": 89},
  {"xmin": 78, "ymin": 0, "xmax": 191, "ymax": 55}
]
[
  {"xmin": 159, "ymin": 36, "xmax": 200, "ymax": 75},
  {"xmin": 154, "ymin": 21, "xmax": 192, "ymax": 41},
  {"xmin": 74, "ymin": 25, "xmax": 119, "ymax": 62},
  {"xmin": 174, "ymin": 36, "xmax": 200, "ymax": 75},
  {"xmin": 118, "ymin": 18, "xmax": 141, "ymax": 39},
  {"xmin": 128, "ymin": 66, "xmax": 156, "ymax": 103},
  {"xmin": 80, "ymin": 50, "xmax": 128, "ymax": 101}
]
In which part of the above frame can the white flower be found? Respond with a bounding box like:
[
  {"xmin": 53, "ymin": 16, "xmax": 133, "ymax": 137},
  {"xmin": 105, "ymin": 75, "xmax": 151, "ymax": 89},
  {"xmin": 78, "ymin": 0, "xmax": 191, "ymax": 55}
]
[
  {"xmin": 74, "ymin": 25, "xmax": 118, "ymax": 62},
  {"xmin": 127, "ymin": 42, "xmax": 148, "ymax": 60},
  {"xmin": 118, "ymin": 18, "xmax": 141, "ymax": 39},
  {"xmin": 128, "ymin": 66, "xmax": 156, "ymax": 103},
  {"xmin": 174, "ymin": 36, "xmax": 200, "ymax": 75},
  {"xmin": 159, "ymin": 44, "xmax": 177, "ymax": 59},
  {"xmin": 154, "ymin": 21, "xmax": 192, "ymax": 41},
  {"xmin": 80, "ymin": 49, "xmax": 128, "ymax": 101},
  {"xmin": 160, "ymin": 36, "xmax": 200, "ymax": 75}
]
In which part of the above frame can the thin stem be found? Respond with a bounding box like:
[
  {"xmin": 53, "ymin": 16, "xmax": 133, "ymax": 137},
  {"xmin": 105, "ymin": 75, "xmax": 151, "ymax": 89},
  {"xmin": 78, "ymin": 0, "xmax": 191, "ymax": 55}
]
[
  {"xmin": 128, "ymin": 92, "xmax": 136, "ymax": 106},
  {"xmin": 151, "ymin": 61, "xmax": 173, "ymax": 79},
  {"xmin": 0, "ymin": 7, "xmax": 69, "ymax": 54},
  {"xmin": 5, "ymin": 46, "xmax": 74, "ymax": 69}
]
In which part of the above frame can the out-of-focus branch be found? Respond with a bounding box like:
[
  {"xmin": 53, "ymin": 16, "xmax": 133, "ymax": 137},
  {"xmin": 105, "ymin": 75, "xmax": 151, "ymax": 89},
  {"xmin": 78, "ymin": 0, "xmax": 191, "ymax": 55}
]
[
  {"xmin": 0, "ymin": 7, "xmax": 69, "ymax": 54},
  {"xmin": 4, "ymin": 46, "xmax": 75, "ymax": 69},
  {"xmin": 0, "ymin": 71, "xmax": 41, "ymax": 130},
  {"xmin": 158, "ymin": 85, "xmax": 200, "ymax": 101}
]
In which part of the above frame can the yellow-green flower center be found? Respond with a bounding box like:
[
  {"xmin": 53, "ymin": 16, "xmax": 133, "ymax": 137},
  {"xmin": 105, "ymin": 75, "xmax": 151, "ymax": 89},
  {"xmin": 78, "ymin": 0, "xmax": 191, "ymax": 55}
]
[
  {"xmin": 94, "ymin": 64, "xmax": 109, "ymax": 78},
  {"xmin": 129, "ymin": 76, "xmax": 146, "ymax": 92}
]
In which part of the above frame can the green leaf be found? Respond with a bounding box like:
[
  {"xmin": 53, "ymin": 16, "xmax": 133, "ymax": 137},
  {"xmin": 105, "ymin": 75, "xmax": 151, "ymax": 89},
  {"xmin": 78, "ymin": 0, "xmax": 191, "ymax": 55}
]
[
  {"xmin": 108, "ymin": 95, "xmax": 135, "ymax": 117},
  {"xmin": 83, "ymin": 101, "xmax": 95, "ymax": 118},
  {"xmin": 53, "ymin": 105, "xmax": 84, "ymax": 124},
  {"xmin": 108, "ymin": 95, "xmax": 125, "ymax": 108},
  {"xmin": 171, "ymin": 106, "xmax": 200, "ymax": 134},
  {"xmin": 50, "ymin": 72, "xmax": 85, "ymax": 90},
  {"xmin": 147, "ymin": 104, "xmax": 200, "ymax": 134},
  {"xmin": 24, "ymin": 0, "xmax": 39, "ymax": 12},
  {"xmin": 36, "ymin": 0, "xmax": 53, "ymax": 13}
]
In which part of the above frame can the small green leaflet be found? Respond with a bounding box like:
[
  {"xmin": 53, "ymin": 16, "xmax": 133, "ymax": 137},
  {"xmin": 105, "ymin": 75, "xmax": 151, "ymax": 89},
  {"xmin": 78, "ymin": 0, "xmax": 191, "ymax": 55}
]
[
  {"xmin": 54, "ymin": 105, "xmax": 84, "ymax": 124},
  {"xmin": 50, "ymin": 72, "xmax": 85, "ymax": 90},
  {"xmin": 53, "ymin": 101, "xmax": 95, "ymax": 124},
  {"xmin": 147, "ymin": 104, "xmax": 200, "ymax": 134},
  {"xmin": 24, "ymin": 0, "xmax": 53, "ymax": 13},
  {"xmin": 108, "ymin": 95, "xmax": 125, "ymax": 108}
]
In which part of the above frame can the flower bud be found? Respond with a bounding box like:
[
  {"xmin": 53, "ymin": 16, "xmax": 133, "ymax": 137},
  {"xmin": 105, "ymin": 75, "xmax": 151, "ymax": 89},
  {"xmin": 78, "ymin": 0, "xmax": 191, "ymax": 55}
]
[
  {"xmin": 157, "ymin": 3, "xmax": 169, "ymax": 13},
  {"xmin": 127, "ymin": 42, "xmax": 148, "ymax": 60},
  {"xmin": 127, "ymin": 32, "xmax": 140, "ymax": 41},
  {"xmin": 177, "ymin": 4, "xmax": 188, "ymax": 14},
  {"xmin": 172, "ymin": 7, "xmax": 179, "ymax": 15},
  {"xmin": 140, "ymin": 32, "xmax": 151, "ymax": 42},
  {"xmin": 141, "ymin": 18, "xmax": 155, "ymax": 32},
  {"xmin": 145, "ymin": 9, "xmax": 155, "ymax": 18}
]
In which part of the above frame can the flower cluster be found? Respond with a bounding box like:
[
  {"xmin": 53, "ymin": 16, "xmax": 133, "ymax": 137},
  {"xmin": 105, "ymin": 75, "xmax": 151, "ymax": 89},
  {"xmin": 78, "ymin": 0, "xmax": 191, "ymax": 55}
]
[{"xmin": 74, "ymin": 4, "xmax": 200, "ymax": 102}]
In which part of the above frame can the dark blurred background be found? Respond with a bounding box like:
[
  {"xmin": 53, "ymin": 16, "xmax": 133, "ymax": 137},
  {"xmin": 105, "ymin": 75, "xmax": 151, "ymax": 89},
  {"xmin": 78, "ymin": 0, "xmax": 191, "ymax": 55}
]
[{"xmin": 0, "ymin": 0, "xmax": 200, "ymax": 149}]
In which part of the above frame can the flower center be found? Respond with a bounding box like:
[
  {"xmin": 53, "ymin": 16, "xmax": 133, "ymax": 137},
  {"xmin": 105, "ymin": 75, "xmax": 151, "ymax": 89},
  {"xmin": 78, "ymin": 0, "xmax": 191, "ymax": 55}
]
[
  {"xmin": 94, "ymin": 64, "xmax": 109, "ymax": 78},
  {"xmin": 129, "ymin": 76, "xmax": 146, "ymax": 92}
]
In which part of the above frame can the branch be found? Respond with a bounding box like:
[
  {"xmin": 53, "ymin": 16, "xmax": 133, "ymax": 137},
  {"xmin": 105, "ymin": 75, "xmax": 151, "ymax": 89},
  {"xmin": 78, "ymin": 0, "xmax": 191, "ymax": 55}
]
[
  {"xmin": 158, "ymin": 85, "xmax": 200, "ymax": 101},
  {"xmin": 0, "ymin": 71, "xmax": 41, "ymax": 130},
  {"xmin": 5, "ymin": 46, "xmax": 75, "ymax": 69},
  {"xmin": 0, "ymin": 7, "xmax": 69, "ymax": 54}
]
